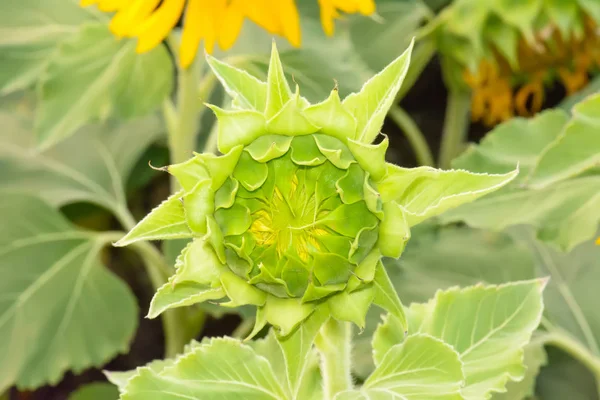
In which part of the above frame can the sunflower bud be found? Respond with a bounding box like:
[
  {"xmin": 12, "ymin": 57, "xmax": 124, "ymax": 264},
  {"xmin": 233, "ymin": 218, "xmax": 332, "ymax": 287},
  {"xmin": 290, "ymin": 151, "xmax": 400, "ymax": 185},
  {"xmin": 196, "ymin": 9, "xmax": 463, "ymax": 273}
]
[{"xmin": 117, "ymin": 40, "xmax": 518, "ymax": 336}]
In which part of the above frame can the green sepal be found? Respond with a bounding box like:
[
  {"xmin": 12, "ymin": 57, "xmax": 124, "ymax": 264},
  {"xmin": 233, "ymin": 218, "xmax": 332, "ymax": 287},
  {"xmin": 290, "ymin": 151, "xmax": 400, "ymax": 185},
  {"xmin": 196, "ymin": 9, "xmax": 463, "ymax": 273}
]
[
  {"xmin": 302, "ymin": 282, "xmax": 346, "ymax": 303},
  {"xmin": 206, "ymin": 53, "xmax": 267, "ymax": 112},
  {"xmin": 173, "ymin": 239, "xmax": 222, "ymax": 286},
  {"xmin": 264, "ymin": 296, "xmax": 315, "ymax": 336},
  {"xmin": 167, "ymin": 158, "xmax": 210, "ymax": 192},
  {"xmin": 265, "ymin": 41, "xmax": 292, "ymax": 119},
  {"xmin": 280, "ymin": 257, "xmax": 310, "ymax": 297},
  {"xmin": 245, "ymin": 135, "xmax": 293, "ymax": 163},
  {"xmin": 183, "ymin": 179, "xmax": 214, "ymax": 234},
  {"xmin": 214, "ymin": 203, "xmax": 252, "ymax": 236},
  {"xmin": 267, "ymin": 88, "xmax": 319, "ymax": 136},
  {"xmin": 246, "ymin": 307, "xmax": 268, "ymax": 341},
  {"xmin": 347, "ymin": 136, "xmax": 389, "ymax": 181},
  {"xmin": 205, "ymin": 106, "xmax": 266, "ymax": 154},
  {"xmin": 342, "ymin": 40, "xmax": 414, "ymax": 144},
  {"xmin": 115, "ymin": 190, "xmax": 191, "ymax": 247},
  {"xmin": 336, "ymin": 163, "xmax": 365, "ymax": 204},
  {"xmin": 204, "ymin": 215, "xmax": 226, "ymax": 263},
  {"xmin": 304, "ymin": 89, "xmax": 357, "ymax": 141},
  {"xmin": 290, "ymin": 135, "xmax": 327, "ymax": 166},
  {"xmin": 233, "ymin": 151, "xmax": 269, "ymax": 191},
  {"xmin": 148, "ymin": 282, "xmax": 225, "ymax": 319},
  {"xmin": 195, "ymin": 145, "xmax": 243, "ymax": 190},
  {"xmin": 363, "ymin": 174, "xmax": 383, "ymax": 218},
  {"xmin": 220, "ymin": 271, "xmax": 267, "ymax": 307},
  {"xmin": 347, "ymin": 249, "xmax": 380, "ymax": 291},
  {"xmin": 312, "ymin": 253, "xmax": 353, "ymax": 286},
  {"xmin": 249, "ymin": 263, "xmax": 289, "ymax": 298},
  {"xmin": 372, "ymin": 262, "xmax": 408, "ymax": 333},
  {"xmin": 328, "ymin": 285, "xmax": 375, "ymax": 329},
  {"xmin": 214, "ymin": 177, "xmax": 239, "ymax": 210},
  {"xmin": 313, "ymin": 134, "xmax": 355, "ymax": 169},
  {"xmin": 378, "ymin": 201, "xmax": 410, "ymax": 258},
  {"xmin": 349, "ymin": 226, "xmax": 378, "ymax": 264},
  {"xmin": 321, "ymin": 202, "xmax": 379, "ymax": 238}
]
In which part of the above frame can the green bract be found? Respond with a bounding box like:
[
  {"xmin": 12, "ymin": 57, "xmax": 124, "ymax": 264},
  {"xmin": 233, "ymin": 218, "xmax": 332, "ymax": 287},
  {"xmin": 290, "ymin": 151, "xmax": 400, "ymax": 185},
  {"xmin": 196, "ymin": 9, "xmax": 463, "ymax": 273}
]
[{"xmin": 117, "ymin": 41, "xmax": 518, "ymax": 336}]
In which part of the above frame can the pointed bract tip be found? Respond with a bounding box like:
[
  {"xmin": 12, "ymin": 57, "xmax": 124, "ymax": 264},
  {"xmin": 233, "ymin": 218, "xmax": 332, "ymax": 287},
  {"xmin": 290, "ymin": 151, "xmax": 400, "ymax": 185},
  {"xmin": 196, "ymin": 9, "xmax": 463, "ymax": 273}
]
[
  {"xmin": 148, "ymin": 160, "xmax": 168, "ymax": 172},
  {"xmin": 537, "ymin": 276, "xmax": 550, "ymax": 291}
]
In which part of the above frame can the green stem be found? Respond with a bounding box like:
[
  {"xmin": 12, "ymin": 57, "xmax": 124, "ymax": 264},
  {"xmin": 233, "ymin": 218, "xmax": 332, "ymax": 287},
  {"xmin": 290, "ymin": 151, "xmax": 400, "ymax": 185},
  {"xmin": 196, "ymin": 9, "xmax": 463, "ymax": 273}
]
[
  {"xmin": 388, "ymin": 105, "xmax": 434, "ymax": 166},
  {"xmin": 165, "ymin": 37, "xmax": 203, "ymax": 192},
  {"xmin": 315, "ymin": 319, "xmax": 353, "ymax": 399},
  {"xmin": 132, "ymin": 240, "xmax": 203, "ymax": 358},
  {"xmin": 536, "ymin": 331, "xmax": 600, "ymax": 377},
  {"xmin": 438, "ymin": 89, "xmax": 471, "ymax": 169}
]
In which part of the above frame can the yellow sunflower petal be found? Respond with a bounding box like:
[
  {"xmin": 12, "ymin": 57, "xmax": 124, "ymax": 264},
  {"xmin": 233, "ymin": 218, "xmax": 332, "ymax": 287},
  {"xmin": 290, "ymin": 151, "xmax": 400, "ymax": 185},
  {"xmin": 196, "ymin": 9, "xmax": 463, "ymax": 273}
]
[
  {"xmin": 244, "ymin": 0, "xmax": 281, "ymax": 35},
  {"xmin": 134, "ymin": 0, "xmax": 185, "ymax": 54},
  {"xmin": 180, "ymin": 0, "xmax": 205, "ymax": 67},
  {"xmin": 318, "ymin": 0, "xmax": 337, "ymax": 36},
  {"xmin": 97, "ymin": 0, "xmax": 129, "ymax": 12},
  {"xmin": 80, "ymin": 0, "xmax": 100, "ymax": 6},
  {"xmin": 110, "ymin": 0, "xmax": 161, "ymax": 37},
  {"xmin": 218, "ymin": 0, "xmax": 245, "ymax": 50},
  {"xmin": 278, "ymin": 0, "xmax": 301, "ymax": 47}
]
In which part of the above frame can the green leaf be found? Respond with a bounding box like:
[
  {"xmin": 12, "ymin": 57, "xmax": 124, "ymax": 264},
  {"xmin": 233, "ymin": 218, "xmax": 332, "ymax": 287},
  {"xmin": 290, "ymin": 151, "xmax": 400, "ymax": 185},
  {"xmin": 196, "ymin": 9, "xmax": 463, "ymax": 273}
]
[
  {"xmin": 337, "ymin": 334, "xmax": 465, "ymax": 400},
  {"xmin": 115, "ymin": 191, "xmax": 191, "ymax": 247},
  {"xmin": 372, "ymin": 264, "xmax": 408, "ymax": 334},
  {"xmin": 354, "ymin": 225, "xmax": 537, "ymax": 380},
  {"xmin": 491, "ymin": 341, "xmax": 547, "ymax": 400},
  {"xmin": 0, "ymin": 0, "xmax": 103, "ymax": 94},
  {"xmin": 206, "ymin": 54, "xmax": 267, "ymax": 112},
  {"xmin": 342, "ymin": 40, "xmax": 414, "ymax": 144},
  {"xmin": 378, "ymin": 164, "xmax": 518, "ymax": 227},
  {"xmin": 378, "ymin": 280, "xmax": 546, "ymax": 399},
  {"xmin": 536, "ymin": 346, "xmax": 600, "ymax": 400},
  {"xmin": 68, "ymin": 382, "xmax": 119, "ymax": 400},
  {"xmin": 121, "ymin": 338, "xmax": 288, "ymax": 400},
  {"xmin": 0, "ymin": 194, "xmax": 137, "ymax": 391},
  {"xmin": 36, "ymin": 23, "xmax": 172, "ymax": 147},
  {"xmin": 106, "ymin": 358, "xmax": 175, "ymax": 393},
  {"xmin": 528, "ymin": 94, "xmax": 600, "ymax": 187},
  {"xmin": 517, "ymin": 230, "xmax": 600, "ymax": 365},
  {"xmin": 0, "ymin": 110, "xmax": 163, "ymax": 213},
  {"xmin": 445, "ymin": 99, "xmax": 600, "ymax": 251},
  {"xmin": 252, "ymin": 309, "xmax": 328, "ymax": 399}
]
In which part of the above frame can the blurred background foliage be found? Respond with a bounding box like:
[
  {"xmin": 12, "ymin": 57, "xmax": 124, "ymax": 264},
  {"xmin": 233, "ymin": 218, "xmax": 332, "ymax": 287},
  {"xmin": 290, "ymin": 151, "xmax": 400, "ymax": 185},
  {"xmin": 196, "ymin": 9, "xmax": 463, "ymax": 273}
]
[{"xmin": 0, "ymin": 0, "xmax": 599, "ymax": 398}]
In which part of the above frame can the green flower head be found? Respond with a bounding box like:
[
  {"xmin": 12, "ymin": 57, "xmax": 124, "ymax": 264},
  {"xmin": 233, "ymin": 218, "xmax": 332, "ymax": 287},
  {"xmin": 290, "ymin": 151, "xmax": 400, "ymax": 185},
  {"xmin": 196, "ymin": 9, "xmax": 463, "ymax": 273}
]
[{"xmin": 117, "ymin": 41, "xmax": 518, "ymax": 336}]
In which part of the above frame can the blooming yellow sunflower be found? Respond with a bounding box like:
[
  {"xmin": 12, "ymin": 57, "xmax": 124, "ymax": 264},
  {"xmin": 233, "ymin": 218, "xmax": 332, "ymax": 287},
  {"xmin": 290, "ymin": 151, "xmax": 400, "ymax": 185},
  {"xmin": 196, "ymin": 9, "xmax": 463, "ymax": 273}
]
[{"xmin": 81, "ymin": 0, "xmax": 376, "ymax": 67}]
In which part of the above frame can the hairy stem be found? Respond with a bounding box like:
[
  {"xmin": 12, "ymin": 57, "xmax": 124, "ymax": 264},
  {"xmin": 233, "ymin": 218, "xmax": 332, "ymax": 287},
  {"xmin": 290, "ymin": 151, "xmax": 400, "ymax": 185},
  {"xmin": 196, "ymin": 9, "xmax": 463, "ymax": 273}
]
[
  {"xmin": 165, "ymin": 36, "xmax": 202, "ymax": 191},
  {"xmin": 388, "ymin": 105, "xmax": 434, "ymax": 166},
  {"xmin": 315, "ymin": 319, "xmax": 353, "ymax": 399},
  {"xmin": 537, "ymin": 330, "xmax": 600, "ymax": 379},
  {"xmin": 438, "ymin": 89, "xmax": 471, "ymax": 169}
]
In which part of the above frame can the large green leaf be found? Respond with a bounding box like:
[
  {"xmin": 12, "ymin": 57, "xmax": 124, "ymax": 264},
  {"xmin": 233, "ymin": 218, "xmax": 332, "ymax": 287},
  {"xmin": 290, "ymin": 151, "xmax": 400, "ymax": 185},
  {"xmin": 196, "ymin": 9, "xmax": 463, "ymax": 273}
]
[
  {"xmin": 336, "ymin": 334, "xmax": 464, "ymax": 400},
  {"xmin": 0, "ymin": 0, "xmax": 103, "ymax": 94},
  {"xmin": 353, "ymin": 225, "xmax": 536, "ymax": 379},
  {"xmin": 443, "ymin": 97, "xmax": 600, "ymax": 251},
  {"xmin": 491, "ymin": 341, "xmax": 547, "ymax": 400},
  {"xmin": 0, "ymin": 109, "xmax": 163, "ymax": 216},
  {"xmin": 121, "ymin": 338, "xmax": 288, "ymax": 400},
  {"xmin": 518, "ymin": 230, "xmax": 600, "ymax": 365},
  {"xmin": 0, "ymin": 194, "xmax": 137, "ymax": 391},
  {"xmin": 373, "ymin": 280, "xmax": 546, "ymax": 399},
  {"xmin": 36, "ymin": 23, "xmax": 173, "ymax": 147}
]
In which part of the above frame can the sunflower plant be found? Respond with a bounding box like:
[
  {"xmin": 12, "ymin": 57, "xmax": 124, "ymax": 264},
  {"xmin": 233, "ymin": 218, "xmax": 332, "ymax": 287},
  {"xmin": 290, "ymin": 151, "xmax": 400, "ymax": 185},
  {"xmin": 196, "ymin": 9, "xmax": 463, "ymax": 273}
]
[
  {"xmin": 106, "ymin": 43, "xmax": 549, "ymax": 399},
  {"xmin": 2, "ymin": 0, "xmax": 600, "ymax": 399}
]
